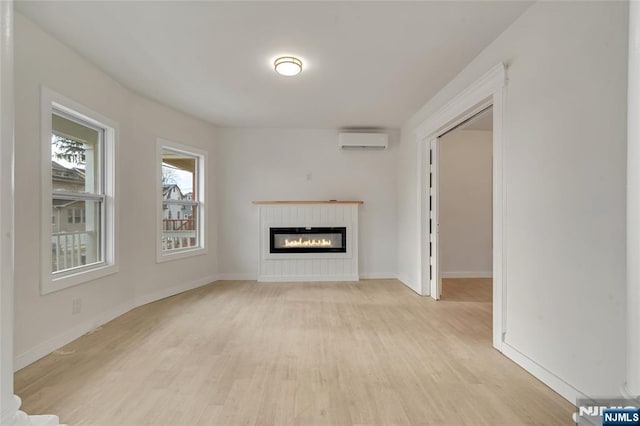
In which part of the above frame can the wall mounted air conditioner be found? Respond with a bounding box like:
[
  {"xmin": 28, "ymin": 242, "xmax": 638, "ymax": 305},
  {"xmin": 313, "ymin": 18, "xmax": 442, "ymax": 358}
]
[{"xmin": 338, "ymin": 132, "xmax": 388, "ymax": 150}]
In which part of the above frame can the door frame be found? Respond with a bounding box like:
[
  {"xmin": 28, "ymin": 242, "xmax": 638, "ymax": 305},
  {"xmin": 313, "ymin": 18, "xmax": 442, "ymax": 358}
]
[
  {"xmin": 415, "ymin": 63, "xmax": 506, "ymax": 351},
  {"xmin": 428, "ymin": 138, "xmax": 441, "ymax": 300}
]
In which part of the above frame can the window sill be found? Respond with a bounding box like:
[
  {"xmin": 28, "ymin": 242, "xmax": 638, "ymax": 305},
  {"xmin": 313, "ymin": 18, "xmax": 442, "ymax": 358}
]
[
  {"xmin": 156, "ymin": 246, "xmax": 207, "ymax": 264},
  {"xmin": 41, "ymin": 263, "xmax": 119, "ymax": 295}
]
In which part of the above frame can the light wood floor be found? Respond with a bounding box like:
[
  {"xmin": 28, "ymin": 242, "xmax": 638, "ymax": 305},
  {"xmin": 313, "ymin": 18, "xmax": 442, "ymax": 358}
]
[{"xmin": 15, "ymin": 279, "xmax": 575, "ymax": 425}]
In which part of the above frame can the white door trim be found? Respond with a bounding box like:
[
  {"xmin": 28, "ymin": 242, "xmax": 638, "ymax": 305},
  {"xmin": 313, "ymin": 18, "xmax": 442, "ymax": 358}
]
[
  {"xmin": 428, "ymin": 138, "xmax": 441, "ymax": 300},
  {"xmin": 415, "ymin": 63, "xmax": 507, "ymax": 351}
]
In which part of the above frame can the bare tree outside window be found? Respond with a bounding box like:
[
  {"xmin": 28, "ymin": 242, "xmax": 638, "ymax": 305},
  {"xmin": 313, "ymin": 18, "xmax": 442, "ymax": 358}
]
[{"xmin": 52, "ymin": 135, "xmax": 86, "ymax": 166}]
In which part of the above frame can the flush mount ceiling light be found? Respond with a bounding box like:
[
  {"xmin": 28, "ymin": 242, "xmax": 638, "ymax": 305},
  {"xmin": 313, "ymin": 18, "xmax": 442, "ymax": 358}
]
[{"xmin": 274, "ymin": 56, "xmax": 302, "ymax": 76}]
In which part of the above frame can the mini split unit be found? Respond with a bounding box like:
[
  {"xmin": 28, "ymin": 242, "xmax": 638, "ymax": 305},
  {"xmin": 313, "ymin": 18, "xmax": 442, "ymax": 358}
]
[{"xmin": 338, "ymin": 132, "xmax": 388, "ymax": 150}]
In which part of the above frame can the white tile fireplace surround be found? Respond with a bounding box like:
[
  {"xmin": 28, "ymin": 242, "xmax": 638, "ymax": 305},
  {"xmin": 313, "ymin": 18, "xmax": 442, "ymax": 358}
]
[{"xmin": 253, "ymin": 201, "xmax": 362, "ymax": 282}]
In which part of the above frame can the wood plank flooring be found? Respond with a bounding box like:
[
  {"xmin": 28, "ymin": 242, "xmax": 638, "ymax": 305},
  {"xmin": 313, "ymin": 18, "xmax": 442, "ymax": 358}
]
[{"xmin": 15, "ymin": 279, "xmax": 575, "ymax": 425}]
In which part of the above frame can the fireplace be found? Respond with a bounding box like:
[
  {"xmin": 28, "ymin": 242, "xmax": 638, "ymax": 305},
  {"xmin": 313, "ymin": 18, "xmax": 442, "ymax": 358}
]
[
  {"xmin": 256, "ymin": 202, "xmax": 360, "ymax": 281},
  {"xmin": 270, "ymin": 227, "xmax": 347, "ymax": 254}
]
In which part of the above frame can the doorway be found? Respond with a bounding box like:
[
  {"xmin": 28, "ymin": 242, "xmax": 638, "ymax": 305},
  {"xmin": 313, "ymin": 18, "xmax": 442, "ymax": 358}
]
[
  {"xmin": 437, "ymin": 107, "xmax": 493, "ymax": 305},
  {"xmin": 415, "ymin": 63, "xmax": 506, "ymax": 351}
]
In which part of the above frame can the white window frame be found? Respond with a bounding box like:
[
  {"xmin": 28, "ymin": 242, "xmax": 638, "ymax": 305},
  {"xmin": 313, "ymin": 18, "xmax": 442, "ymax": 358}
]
[
  {"xmin": 41, "ymin": 87, "xmax": 118, "ymax": 294},
  {"xmin": 156, "ymin": 138, "xmax": 207, "ymax": 263}
]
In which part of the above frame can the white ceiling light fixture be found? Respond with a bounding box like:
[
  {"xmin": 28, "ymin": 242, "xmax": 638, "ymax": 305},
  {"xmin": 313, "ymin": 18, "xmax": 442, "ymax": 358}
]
[{"xmin": 274, "ymin": 56, "xmax": 302, "ymax": 76}]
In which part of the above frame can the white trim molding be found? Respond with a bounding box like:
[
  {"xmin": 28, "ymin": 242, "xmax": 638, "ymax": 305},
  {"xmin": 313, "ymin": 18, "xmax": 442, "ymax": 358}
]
[
  {"xmin": 133, "ymin": 274, "xmax": 217, "ymax": 307},
  {"xmin": 40, "ymin": 87, "xmax": 119, "ymax": 295},
  {"xmin": 627, "ymin": 0, "xmax": 640, "ymax": 399},
  {"xmin": 216, "ymin": 273, "xmax": 258, "ymax": 281},
  {"xmin": 396, "ymin": 274, "xmax": 419, "ymax": 295},
  {"xmin": 155, "ymin": 138, "xmax": 208, "ymax": 263},
  {"xmin": 414, "ymin": 63, "xmax": 507, "ymax": 352},
  {"xmin": 13, "ymin": 300, "xmax": 132, "ymax": 372},
  {"xmin": 15, "ymin": 274, "xmax": 219, "ymax": 372},
  {"xmin": 359, "ymin": 272, "xmax": 397, "ymax": 280},
  {"xmin": 259, "ymin": 274, "xmax": 359, "ymax": 283},
  {"xmin": 502, "ymin": 342, "xmax": 587, "ymax": 404},
  {"xmin": 441, "ymin": 271, "xmax": 493, "ymax": 279}
]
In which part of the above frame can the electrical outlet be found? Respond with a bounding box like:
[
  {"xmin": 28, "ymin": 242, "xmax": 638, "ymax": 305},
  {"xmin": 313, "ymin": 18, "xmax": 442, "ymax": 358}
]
[{"xmin": 72, "ymin": 298, "xmax": 82, "ymax": 315}]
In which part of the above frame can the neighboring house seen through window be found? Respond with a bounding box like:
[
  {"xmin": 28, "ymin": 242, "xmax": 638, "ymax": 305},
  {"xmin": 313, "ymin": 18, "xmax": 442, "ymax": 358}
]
[
  {"xmin": 51, "ymin": 112, "xmax": 103, "ymax": 273},
  {"xmin": 42, "ymin": 88, "xmax": 117, "ymax": 294},
  {"xmin": 157, "ymin": 140, "xmax": 206, "ymax": 262}
]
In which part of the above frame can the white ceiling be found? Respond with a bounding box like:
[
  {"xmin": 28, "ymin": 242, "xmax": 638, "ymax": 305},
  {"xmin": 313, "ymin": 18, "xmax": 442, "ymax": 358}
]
[{"xmin": 16, "ymin": 1, "xmax": 531, "ymax": 129}]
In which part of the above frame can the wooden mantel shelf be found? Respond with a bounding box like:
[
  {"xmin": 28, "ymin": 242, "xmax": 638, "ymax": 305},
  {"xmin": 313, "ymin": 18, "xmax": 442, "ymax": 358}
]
[{"xmin": 252, "ymin": 200, "xmax": 364, "ymax": 205}]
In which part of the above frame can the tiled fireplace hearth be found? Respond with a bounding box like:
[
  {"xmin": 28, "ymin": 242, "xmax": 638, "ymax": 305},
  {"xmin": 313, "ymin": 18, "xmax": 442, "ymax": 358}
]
[{"xmin": 253, "ymin": 201, "xmax": 362, "ymax": 282}]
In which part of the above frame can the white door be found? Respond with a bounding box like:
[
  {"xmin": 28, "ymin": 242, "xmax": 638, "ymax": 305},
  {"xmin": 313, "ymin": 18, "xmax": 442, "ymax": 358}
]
[{"xmin": 429, "ymin": 138, "xmax": 441, "ymax": 300}]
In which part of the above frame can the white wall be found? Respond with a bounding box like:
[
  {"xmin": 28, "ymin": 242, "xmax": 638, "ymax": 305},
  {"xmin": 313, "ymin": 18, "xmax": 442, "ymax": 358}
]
[
  {"xmin": 0, "ymin": 0, "xmax": 16, "ymax": 419},
  {"xmin": 217, "ymin": 128, "xmax": 397, "ymax": 279},
  {"xmin": 13, "ymin": 12, "xmax": 218, "ymax": 369},
  {"xmin": 397, "ymin": 1, "xmax": 627, "ymax": 399},
  {"xmin": 12, "ymin": 0, "xmax": 630, "ymax": 404},
  {"xmin": 439, "ymin": 130, "xmax": 492, "ymax": 278}
]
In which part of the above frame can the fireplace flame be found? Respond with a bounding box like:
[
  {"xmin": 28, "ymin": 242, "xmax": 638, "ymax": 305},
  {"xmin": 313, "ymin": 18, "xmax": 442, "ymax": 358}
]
[{"xmin": 284, "ymin": 238, "xmax": 332, "ymax": 247}]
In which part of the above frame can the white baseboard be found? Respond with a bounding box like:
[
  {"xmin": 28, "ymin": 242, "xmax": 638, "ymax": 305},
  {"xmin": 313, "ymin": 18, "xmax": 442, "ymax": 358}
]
[
  {"xmin": 134, "ymin": 274, "xmax": 218, "ymax": 307},
  {"xmin": 621, "ymin": 383, "xmax": 640, "ymax": 400},
  {"xmin": 501, "ymin": 342, "xmax": 585, "ymax": 404},
  {"xmin": 216, "ymin": 273, "xmax": 258, "ymax": 281},
  {"xmin": 359, "ymin": 272, "xmax": 396, "ymax": 279},
  {"xmin": 258, "ymin": 274, "xmax": 359, "ymax": 282},
  {"xmin": 14, "ymin": 299, "xmax": 133, "ymax": 371},
  {"xmin": 220, "ymin": 272, "xmax": 395, "ymax": 281},
  {"xmin": 14, "ymin": 274, "xmax": 218, "ymax": 372},
  {"xmin": 28, "ymin": 414, "xmax": 60, "ymax": 426},
  {"xmin": 396, "ymin": 274, "xmax": 421, "ymax": 295},
  {"xmin": 441, "ymin": 271, "xmax": 493, "ymax": 279}
]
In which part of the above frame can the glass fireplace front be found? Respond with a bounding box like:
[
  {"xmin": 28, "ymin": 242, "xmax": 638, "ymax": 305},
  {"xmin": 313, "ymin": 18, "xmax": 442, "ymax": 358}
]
[{"xmin": 270, "ymin": 227, "xmax": 347, "ymax": 253}]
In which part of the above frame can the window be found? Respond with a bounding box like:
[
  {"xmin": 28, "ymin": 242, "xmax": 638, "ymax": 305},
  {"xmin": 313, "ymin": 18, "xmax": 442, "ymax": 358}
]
[
  {"xmin": 41, "ymin": 88, "xmax": 117, "ymax": 294},
  {"xmin": 157, "ymin": 139, "xmax": 206, "ymax": 262},
  {"xmin": 66, "ymin": 207, "xmax": 85, "ymax": 224}
]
